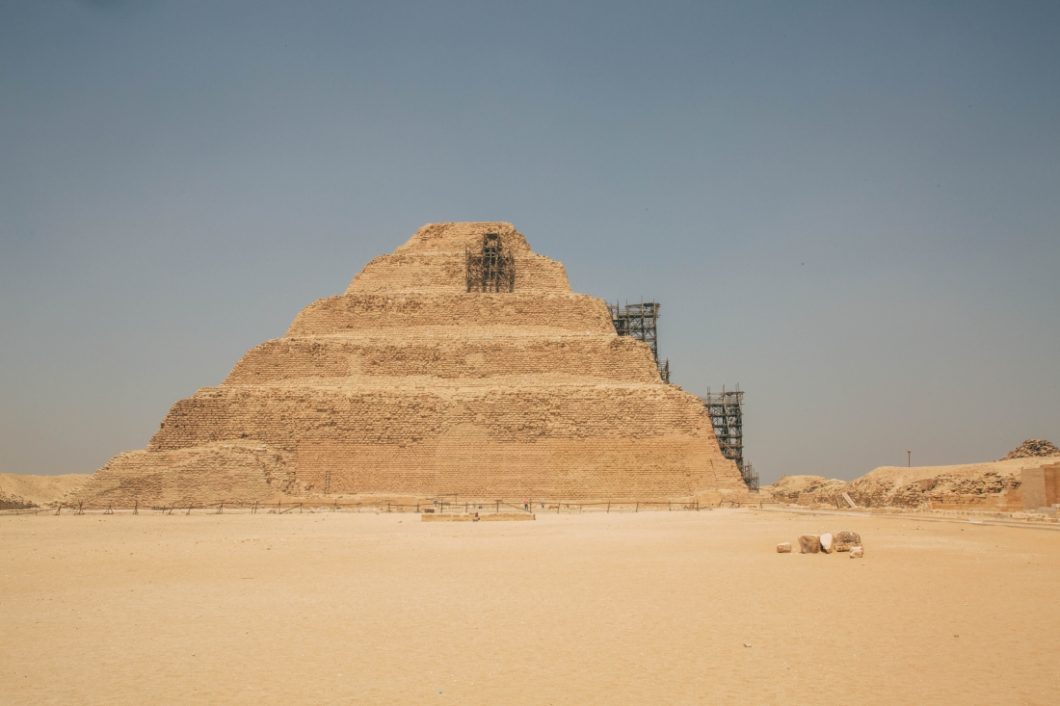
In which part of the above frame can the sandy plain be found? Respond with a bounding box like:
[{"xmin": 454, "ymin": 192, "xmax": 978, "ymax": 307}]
[{"xmin": 1, "ymin": 509, "xmax": 1057, "ymax": 706}]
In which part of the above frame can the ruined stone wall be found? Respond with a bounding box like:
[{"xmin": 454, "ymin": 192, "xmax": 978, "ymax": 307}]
[
  {"xmin": 77, "ymin": 443, "xmax": 292, "ymax": 507},
  {"xmin": 80, "ymin": 222, "xmax": 745, "ymax": 505},
  {"xmin": 1021, "ymin": 463, "xmax": 1060, "ymax": 510}
]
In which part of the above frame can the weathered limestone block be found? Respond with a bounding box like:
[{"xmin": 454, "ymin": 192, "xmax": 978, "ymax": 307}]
[
  {"xmin": 776, "ymin": 542, "xmax": 792, "ymax": 553},
  {"xmin": 820, "ymin": 532, "xmax": 834, "ymax": 553},
  {"xmin": 833, "ymin": 530, "xmax": 862, "ymax": 552},
  {"xmin": 799, "ymin": 535, "xmax": 821, "ymax": 554},
  {"xmin": 850, "ymin": 546, "xmax": 865, "ymax": 558}
]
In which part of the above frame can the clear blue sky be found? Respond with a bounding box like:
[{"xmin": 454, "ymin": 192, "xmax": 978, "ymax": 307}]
[{"xmin": 2, "ymin": 0, "xmax": 1058, "ymax": 482}]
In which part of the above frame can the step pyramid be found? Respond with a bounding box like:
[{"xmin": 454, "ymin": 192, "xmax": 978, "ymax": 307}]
[{"xmin": 79, "ymin": 222, "xmax": 746, "ymax": 506}]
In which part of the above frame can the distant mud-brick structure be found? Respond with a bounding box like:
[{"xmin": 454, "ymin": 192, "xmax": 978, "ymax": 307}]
[{"xmin": 80, "ymin": 222, "xmax": 746, "ymax": 506}]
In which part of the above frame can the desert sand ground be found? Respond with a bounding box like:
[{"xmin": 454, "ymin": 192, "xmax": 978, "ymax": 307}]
[{"xmin": 1, "ymin": 509, "xmax": 1057, "ymax": 706}]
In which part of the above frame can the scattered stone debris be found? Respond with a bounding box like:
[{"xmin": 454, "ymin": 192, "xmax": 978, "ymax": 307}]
[
  {"xmin": 799, "ymin": 535, "xmax": 821, "ymax": 554},
  {"xmin": 1002, "ymin": 439, "xmax": 1060, "ymax": 460},
  {"xmin": 784, "ymin": 532, "xmax": 865, "ymax": 556}
]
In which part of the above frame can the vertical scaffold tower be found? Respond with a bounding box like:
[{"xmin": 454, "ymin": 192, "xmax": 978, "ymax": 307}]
[
  {"xmin": 608, "ymin": 300, "xmax": 670, "ymax": 383},
  {"xmin": 465, "ymin": 233, "xmax": 515, "ymax": 292},
  {"xmin": 702, "ymin": 386, "xmax": 757, "ymax": 490}
]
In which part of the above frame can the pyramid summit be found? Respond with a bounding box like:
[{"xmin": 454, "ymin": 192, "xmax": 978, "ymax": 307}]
[{"xmin": 78, "ymin": 222, "xmax": 746, "ymax": 506}]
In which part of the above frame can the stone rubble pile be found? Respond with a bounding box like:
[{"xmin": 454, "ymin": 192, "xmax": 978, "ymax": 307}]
[{"xmin": 1002, "ymin": 439, "xmax": 1060, "ymax": 460}]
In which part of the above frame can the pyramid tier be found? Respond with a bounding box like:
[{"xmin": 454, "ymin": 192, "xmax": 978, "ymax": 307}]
[
  {"xmin": 288, "ymin": 292, "xmax": 614, "ymax": 336},
  {"xmin": 145, "ymin": 384, "xmax": 743, "ymax": 500},
  {"xmin": 224, "ymin": 332, "xmax": 661, "ymax": 385},
  {"xmin": 350, "ymin": 251, "xmax": 570, "ymax": 294}
]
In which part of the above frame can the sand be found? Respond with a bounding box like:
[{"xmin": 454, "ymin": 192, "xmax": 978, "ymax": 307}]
[{"xmin": 1, "ymin": 510, "xmax": 1057, "ymax": 705}]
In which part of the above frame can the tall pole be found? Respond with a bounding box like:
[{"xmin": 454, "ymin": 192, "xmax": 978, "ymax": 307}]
[{"xmin": 906, "ymin": 449, "xmax": 911, "ymax": 467}]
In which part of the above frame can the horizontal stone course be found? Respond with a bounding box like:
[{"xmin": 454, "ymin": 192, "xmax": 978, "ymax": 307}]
[
  {"xmin": 225, "ymin": 334, "xmax": 661, "ymax": 384},
  {"xmin": 288, "ymin": 292, "xmax": 615, "ymax": 336}
]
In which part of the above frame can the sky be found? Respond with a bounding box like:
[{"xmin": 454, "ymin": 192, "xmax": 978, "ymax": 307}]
[{"xmin": 2, "ymin": 0, "xmax": 1058, "ymax": 483}]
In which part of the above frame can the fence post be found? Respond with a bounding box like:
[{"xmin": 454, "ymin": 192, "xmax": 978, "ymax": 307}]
[
  {"xmin": 635, "ymin": 502, "xmax": 639, "ymax": 513},
  {"xmin": 606, "ymin": 500, "xmax": 610, "ymax": 513},
  {"xmin": 496, "ymin": 500, "xmax": 500, "ymax": 514}
]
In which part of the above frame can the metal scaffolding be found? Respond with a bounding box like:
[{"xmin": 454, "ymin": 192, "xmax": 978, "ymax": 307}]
[
  {"xmin": 465, "ymin": 233, "xmax": 515, "ymax": 292},
  {"xmin": 702, "ymin": 386, "xmax": 757, "ymax": 490},
  {"xmin": 609, "ymin": 300, "xmax": 670, "ymax": 383}
]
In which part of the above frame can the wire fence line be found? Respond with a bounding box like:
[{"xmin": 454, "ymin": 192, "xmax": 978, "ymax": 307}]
[{"xmin": 1, "ymin": 497, "xmax": 744, "ymax": 517}]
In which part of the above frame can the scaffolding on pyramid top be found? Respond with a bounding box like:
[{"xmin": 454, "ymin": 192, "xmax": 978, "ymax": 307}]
[{"xmin": 465, "ymin": 232, "xmax": 515, "ymax": 292}]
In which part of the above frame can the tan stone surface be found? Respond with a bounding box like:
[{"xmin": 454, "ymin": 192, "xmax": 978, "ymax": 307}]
[
  {"xmin": 78, "ymin": 222, "xmax": 744, "ymax": 506},
  {"xmin": 3, "ymin": 510, "xmax": 1057, "ymax": 705}
]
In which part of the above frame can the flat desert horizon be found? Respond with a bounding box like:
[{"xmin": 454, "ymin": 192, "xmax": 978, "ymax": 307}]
[{"xmin": 2, "ymin": 509, "xmax": 1057, "ymax": 706}]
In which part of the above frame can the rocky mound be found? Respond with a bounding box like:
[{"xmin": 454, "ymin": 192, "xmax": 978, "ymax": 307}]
[
  {"xmin": 0, "ymin": 473, "xmax": 91, "ymax": 509},
  {"xmin": 1002, "ymin": 439, "xmax": 1060, "ymax": 460},
  {"xmin": 846, "ymin": 457, "xmax": 1059, "ymax": 508},
  {"xmin": 766, "ymin": 475, "xmax": 849, "ymax": 504}
]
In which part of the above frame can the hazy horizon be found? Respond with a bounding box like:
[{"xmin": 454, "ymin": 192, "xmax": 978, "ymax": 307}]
[{"xmin": 2, "ymin": 1, "xmax": 1058, "ymax": 483}]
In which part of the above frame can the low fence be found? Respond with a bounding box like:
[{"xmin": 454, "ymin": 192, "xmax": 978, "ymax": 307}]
[{"xmin": 1, "ymin": 497, "xmax": 734, "ymax": 517}]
